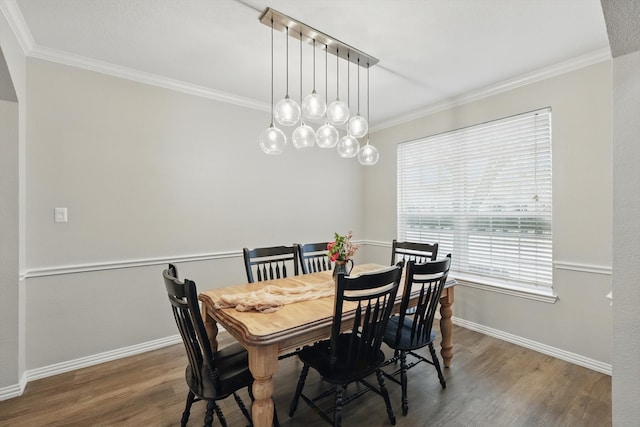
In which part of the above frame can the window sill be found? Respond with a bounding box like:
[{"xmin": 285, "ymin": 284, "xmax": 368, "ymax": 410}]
[{"xmin": 452, "ymin": 276, "xmax": 558, "ymax": 304}]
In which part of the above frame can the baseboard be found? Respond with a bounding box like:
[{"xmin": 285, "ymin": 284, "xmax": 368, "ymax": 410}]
[
  {"xmin": 452, "ymin": 317, "xmax": 612, "ymax": 375},
  {"xmin": 25, "ymin": 335, "xmax": 182, "ymax": 383},
  {"xmin": 0, "ymin": 373, "xmax": 26, "ymax": 401}
]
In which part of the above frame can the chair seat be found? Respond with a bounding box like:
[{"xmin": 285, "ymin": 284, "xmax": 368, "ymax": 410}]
[
  {"xmin": 383, "ymin": 315, "xmax": 436, "ymax": 351},
  {"xmin": 298, "ymin": 334, "xmax": 386, "ymax": 384},
  {"xmin": 185, "ymin": 342, "xmax": 253, "ymax": 399}
]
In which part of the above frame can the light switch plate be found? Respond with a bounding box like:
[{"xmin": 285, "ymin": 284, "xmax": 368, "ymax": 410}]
[{"xmin": 54, "ymin": 207, "xmax": 68, "ymax": 223}]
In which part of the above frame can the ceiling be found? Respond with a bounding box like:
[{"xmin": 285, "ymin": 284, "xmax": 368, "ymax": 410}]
[{"xmin": 5, "ymin": 0, "xmax": 611, "ymax": 129}]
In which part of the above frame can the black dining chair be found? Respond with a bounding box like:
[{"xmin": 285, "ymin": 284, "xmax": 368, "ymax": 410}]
[
  {"xmin": 163, "ymin": 264, "xmax": 279, "ymax": 427},
  {"xmin": 243, "ymin": 245, "xmax": 300, "ymax": 283},
  {"xmin": 381, "ymin": 255, "xmax": 451, "ymax": 416},
  {"xmin": 390, "ymin": 239, "xmax": 438, "ymax": 265},
  {"xmin": 391, "ymin": 240, "xmax": 439, "ymax": 316},
  {"xmin": 288, "ymin": 265, "xmax": 403, "ymax": 427},
  {"xmin": 298, "ymin": 242, "xmax": 332, "ymax": 274}
]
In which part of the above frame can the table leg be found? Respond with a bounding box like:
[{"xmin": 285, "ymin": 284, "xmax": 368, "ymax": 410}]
[
  {"xmin": 201, "ymin": 304, "xmax": 219, "ymax": 353},
  {"xmin": 439, "ymin": 287, "xmax": 454, "ymax": 368},
  {"xmin": 248, "ymin": 344, "xmax": 279, "ymax": 427}
]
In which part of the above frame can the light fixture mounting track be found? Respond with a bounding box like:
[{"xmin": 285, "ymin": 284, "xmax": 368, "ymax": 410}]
[{"xmin": 259, "ymin": 7, "xmax": 379, "ymax": 67}]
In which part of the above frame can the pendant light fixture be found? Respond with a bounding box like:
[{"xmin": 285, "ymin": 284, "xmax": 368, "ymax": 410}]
[
  {"xmin": 337, "ymin": 53, "xmax": 360, "ymax": 158},
  {"xmin": 274, "ymin": 26, "xmax": 301, "ymax": 126},
  {"xmin": 326, "ymin": 48, "xmax": 350, "ymax": 126},
  {"xmin": 358, "ymin": 63, "xmax": 379, "ymax": 165},
  {"xmin": 316, "ymin": 44, "xmax": 339, "ymax": 148},
  {"xmin": 348, "ymin": 57, "xmax": 368, "ymax": 138},
  {"xmin": 259, "ymin": 18, "xmax": 286, "ymax": 154},
  {"xmin": 292, "ymin": 31, "xmax": 316, "ymax": 149},
  {"xmin": 301, "ymin": 39, "xmax": 326, "ymax": 121},
  {"xmin": 258, "ymin": 7, "xmax": 379, "ymax": 164}
]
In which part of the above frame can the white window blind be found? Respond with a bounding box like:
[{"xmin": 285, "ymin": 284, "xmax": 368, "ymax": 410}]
[{"xmin": 397, "ymin": 108, "xmax": 552, "ymax": 290}]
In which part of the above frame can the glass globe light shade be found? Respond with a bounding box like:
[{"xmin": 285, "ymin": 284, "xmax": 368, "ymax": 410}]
[
  {"xmin": 358, "ymin": 143, "xmax": 379, "ymax": 165},
  {"xmin": 292, "ymin": 122, "xmax": 316, "ymax": 149},
  {"xmin": 337, "ymin": 135, "xmax": 360, "ymax": 158},
  {"xmin": 258, "ymin": 125, "xmax": 287, "ymax": 155},
  {"xmin": 302, "ymin": 91, "xmax": 326, "ymax": 121},
  {"xmin": 326, "ymin": 99, "xmax": 350, "ymax": 125},
  {"xmin": 315, "ymin": 122, "xmax": 339, "ymax": 148},
  {"xmin": 274, "ymin": 96, "xmax": 301, "ymax": 126},
  {"xmin": 348, "ymin": 115, "xmax": 368, "ymax": 139}
]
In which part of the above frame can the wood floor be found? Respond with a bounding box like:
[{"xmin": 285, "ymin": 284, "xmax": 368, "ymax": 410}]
[{"xmin": 0, "ymin": 325, "xmax": 611, "ymax": 427}]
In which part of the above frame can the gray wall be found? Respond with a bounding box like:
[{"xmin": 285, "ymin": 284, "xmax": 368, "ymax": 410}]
[
  {"xmin": 22, "ymin": 57, "xmax": 365, "ymax": 370},
  {"xmin": 0, "ymin": 9, "xmax": 25, "ymax": 393},
  {"xmin": 0, "ymin": 99, "xmax": 18, "ymax": 387},
  {"xmin": 611, "ymin": 50, "xmax": 640, "ymax": 426},
  {"xmin": 0, "ymin": 12, "xmax": 619, "ymax": 403},
  {"xmin": 364, "ymin": 61, "xmax": 613, "ymax": 368}
]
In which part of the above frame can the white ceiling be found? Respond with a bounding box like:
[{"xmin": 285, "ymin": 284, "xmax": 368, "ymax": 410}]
[{"xmin": 6, "ymin": 0, "xmax": 611, "ymax": 128}]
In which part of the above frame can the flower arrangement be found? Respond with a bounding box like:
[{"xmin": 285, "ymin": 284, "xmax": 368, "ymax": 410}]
[{"xmin": 327, "ymin": 231, "xmax": 359, "ymax": 262}]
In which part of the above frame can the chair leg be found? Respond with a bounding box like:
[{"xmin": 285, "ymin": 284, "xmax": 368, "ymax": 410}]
[
  {"xmin": 248, "ymin": 383, "xmax": 255, "ymax": 401},
  {"xmin": 400, "ymin": 350, "xmax": 409, "ymax": 416},
  {"xmin": 334, "ymin": 384, "xmax": 345, "ymax": 427},
  {"xmin": 289, "ymin": 364, "xmax": 309, "ymax": 417},
  {"xmin": 429, "ymin": 342, "xmax": 447, "ymax": 388},
  {"xmin": 376, "ymin": 369, "xmax": 396, "ymax": 426},
  {"xmin": 213, "ymin": 401, "xmax": 227, "ymax": 427},
  {"xmin": 233, "ymin": 392, "xmax": 252, "ymax": 425},
  {"xmin": 181, "ymin": 390, "xmax": 196, "ymax": 427},
  {"xmin": 273, "ymin": 403, "xmax": 281, "ymax": 427},
  {"xmin": 204, "ymin": 400, "xmax": 215, "ymax": 427}
]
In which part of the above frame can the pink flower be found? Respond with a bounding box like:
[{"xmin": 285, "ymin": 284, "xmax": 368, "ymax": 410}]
[{"xmin": 327, "ymin": 231, "xmax": 359, "ymax": 262}]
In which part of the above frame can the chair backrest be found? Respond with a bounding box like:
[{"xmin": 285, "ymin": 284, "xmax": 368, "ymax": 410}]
[
  {"xmin": 390, "ymin": 239, "xmax": 438, "ymax": 266},
  {"xmin": 243, "ymin": 245, "xmax": 300, "ymax": 283},
  {"xmin": 331, "ymin": 265, "xmax": 402, "ymax": 370},
  {"xmin": 163, "ymin": 265, "xmax": 221, "ymax": 393},
  {"xmin": 391, "ymin": 255, "xmax": 451, "ymax": 348},
  {"xmin": 298, "ymin": 242, "xmax": 332, "ymax": 274}
]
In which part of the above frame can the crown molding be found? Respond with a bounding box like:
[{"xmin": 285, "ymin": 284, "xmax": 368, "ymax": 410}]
[
  {"xmin": 28, "ymin": 44, "xmax": 270, "ymax": 111},
  {"xmin": 2, "ymin": 0, "xmax": 611, "ymax": 130},
  {"xmin": 371, "ymin": 47, "xmax": 612, "ymax": 132},
  {"xmin": 1, "ymin": 0, "xmax": 268, "ymax": 110},
  {"xmin": 0, "ymin": 0, "xmax": 35, "ymax": 54}
]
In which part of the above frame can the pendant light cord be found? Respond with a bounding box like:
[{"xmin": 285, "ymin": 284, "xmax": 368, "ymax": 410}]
[
  {"xmin": 336, "ymin": 48, "xmax": 340, "ymax": 99},
  {"xmin": 366, "ymin": 62, "xmax": 370, "ymax": 143},
  {"xmin": 357, "ymin": 58, "xmax": 361, "ymax": 115},
  {"xmin": 312, "ymin": 39, "xmax": 316, "ymax": 92},
  {"xmin": 270, "ymin": 18, "xmax": 274, "ymax": 125},
  {"xmin": 347, "ymin": 52, "xmax": 350, "ymax": 107},
  {"xmin": 285, "ymin": 26, "xmax": 289, "ymax": 97},
  {"xmin": 299, "ymin": 31, "xmax": 303, "ymax": 104},
  {"xmin": 325, "ymin": 44, "xmax": 328, "ymax": 107}
]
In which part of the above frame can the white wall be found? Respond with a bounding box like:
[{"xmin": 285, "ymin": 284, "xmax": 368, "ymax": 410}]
[
  {"xmin": 364, "ymin": 61, "xmax": 613, "ymax": 369},
  {"xmin": 22, "ymin": 57, "xmax": 365, "ymax": 370},
  {"xmin": 611, "ymin": 49, "xmax": 640, "ymax": 426}
]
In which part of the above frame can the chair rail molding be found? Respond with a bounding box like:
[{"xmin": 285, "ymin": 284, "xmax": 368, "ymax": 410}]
[
  {"xmin": 553, "ymin": 261, "xmax": 612, "ymax": 275},
  {"xmin": 25, "ymin": 250, "xmax": 242, "ymax": 278}
]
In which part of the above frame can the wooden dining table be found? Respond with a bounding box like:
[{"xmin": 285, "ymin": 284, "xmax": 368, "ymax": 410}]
[{"xmin": 198, "ymin": 263, "xmax": 456, "ymax": 427}]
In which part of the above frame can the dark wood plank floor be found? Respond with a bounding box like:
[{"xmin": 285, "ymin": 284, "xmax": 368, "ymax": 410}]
[{"xmin": 0, "ymin": 325, "xmax": 611, "ymax": 427}]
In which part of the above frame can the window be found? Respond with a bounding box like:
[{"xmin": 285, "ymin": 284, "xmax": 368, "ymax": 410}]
[{"xmin": 397, "ymin": 108, "xmax": 552, "ymax": 291}]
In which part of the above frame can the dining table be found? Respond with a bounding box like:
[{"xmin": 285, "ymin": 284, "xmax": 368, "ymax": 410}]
[{"xmin": 198, "ymin": 263, "xmax": 456, "ymax": 427}]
